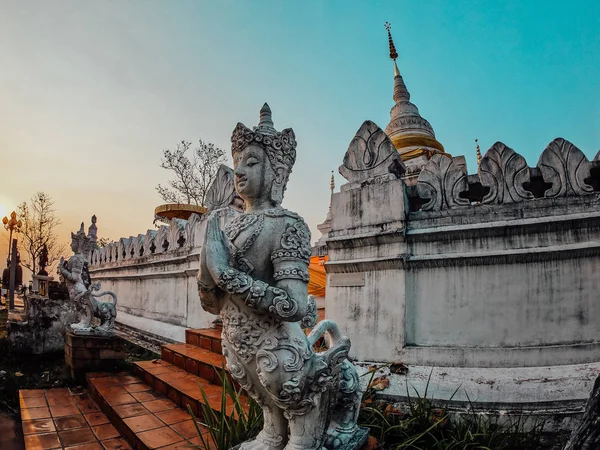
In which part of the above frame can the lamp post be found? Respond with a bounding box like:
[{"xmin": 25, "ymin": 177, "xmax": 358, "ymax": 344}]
[{"xmin": 3, "ymin": 211, "xmax": 22, "ymax": 309}]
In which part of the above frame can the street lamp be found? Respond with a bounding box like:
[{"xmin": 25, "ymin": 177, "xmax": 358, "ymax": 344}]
[
  {"xmin": 2, "ymin": 211, "xmax": 22, "ymax": 309},
  {"xmin": 3, "ymin": 211, "xmax": 22, "ymax": 258}
]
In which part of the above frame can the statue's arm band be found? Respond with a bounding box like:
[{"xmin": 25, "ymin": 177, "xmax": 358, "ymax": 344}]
[{"xmin": 217, "ymin": 268, "xmax": 298, "ymax": 319}]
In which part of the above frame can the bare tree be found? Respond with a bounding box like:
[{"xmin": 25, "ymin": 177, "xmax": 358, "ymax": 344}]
[
  {"xmin": 17, "ymin": 192, "xmax": 67, "ymax": 275},
  {"xmin": 156, "ymin": 139, "xmax": 226, "ymax": 207}
]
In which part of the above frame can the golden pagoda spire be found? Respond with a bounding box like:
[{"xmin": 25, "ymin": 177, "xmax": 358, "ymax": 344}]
[
  {"xmin": 475, "ymin": 138, "xmax": 482, "ymax": 167},
  {"xmin": 383, "ymin": 21, "xmax": 446, "ymax": 162}
]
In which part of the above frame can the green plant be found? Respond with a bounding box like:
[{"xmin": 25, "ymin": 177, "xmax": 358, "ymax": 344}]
[
  {"xmin": 358, "ymin": 366, "xmax": 549, "ymax": 450},
  {"xmin": 188, "ymin": 365, "xmax": 263, "ymax": 450}
]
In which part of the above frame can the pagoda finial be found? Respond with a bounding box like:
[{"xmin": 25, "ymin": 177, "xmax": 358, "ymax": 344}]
[
  {"xmin": 385, "ymin": 22, "xmax": 398, "ymax": 61},
  {"xmin": 385, "ymin": 22, "xmax": 400, "ymax": 76},
  {"xmin": 475, "ymin": 139, "xmax": 482, "ymax": 167},
  {"xmin": 325, "ymin": 171, "xmax": 335, "ymax": 222}
]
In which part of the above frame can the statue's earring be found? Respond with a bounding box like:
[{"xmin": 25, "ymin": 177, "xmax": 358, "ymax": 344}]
[{"xmin": 270, "ymin": 168, "xmax": 287, "ymax": 205}]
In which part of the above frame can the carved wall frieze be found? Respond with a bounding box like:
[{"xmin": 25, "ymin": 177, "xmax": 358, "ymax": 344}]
[
  {"xmin": 339, "ymin": 120, "xmax": 405, "ymax": 182},
  {"xmin": 479, "ymin": 142, "xmax": 534, "ymax": 204},
  {"xmin": 538, "ymin": 138, "xmax": 594, "ymax": 198},
  {"xmin": 89, "ymin": 215, "xmax": 205, "ymax": 267},
  {"xmin": 416, "ymin": 154, "xmax": 470, "ymax": 211}
]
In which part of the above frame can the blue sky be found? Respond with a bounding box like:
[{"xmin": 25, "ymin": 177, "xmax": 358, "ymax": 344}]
[{"xmin": 0, "ymin": 0, "xmax": 599, "ymax": 264}]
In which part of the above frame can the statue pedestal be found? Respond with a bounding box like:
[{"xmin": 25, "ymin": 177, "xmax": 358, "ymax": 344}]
[
  {"xmin": 64, "ymin": 331, "xmax": 125, "ymax": 379},
  {"xmin": 32, "ymin": 274, "xmax": 54, "ymax": 297}
]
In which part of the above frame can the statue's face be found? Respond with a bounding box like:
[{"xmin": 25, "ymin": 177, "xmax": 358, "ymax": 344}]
[
  {"xmin": 233, "ymin": 144, "xmax": 274, "ymax": 203},
  {"xmin": 70, "ymin": 238, "xmax": 79, "ymax": 253}
]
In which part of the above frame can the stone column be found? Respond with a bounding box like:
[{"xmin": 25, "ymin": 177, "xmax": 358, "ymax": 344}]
[{"xmin": 325, "ymin": 120, "xmax": 408, "ymax": 362}]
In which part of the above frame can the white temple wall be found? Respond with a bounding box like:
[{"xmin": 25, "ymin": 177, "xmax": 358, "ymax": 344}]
[
  {"xmin": 88, "ymin": 215, "xmax": 217, "ymax": 340},
  {"xmin": 326, "ymin": 268, "xmax": 406, "ymax": 362},
  {"xmin": 406, "ymin": 258, "xmax": 600, "ymax": 350}
]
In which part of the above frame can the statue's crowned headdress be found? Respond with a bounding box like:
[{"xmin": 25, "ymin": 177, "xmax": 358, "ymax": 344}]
[{"xmin": 231, "ymin": 103, "xmax": 297, "ymax": 205}]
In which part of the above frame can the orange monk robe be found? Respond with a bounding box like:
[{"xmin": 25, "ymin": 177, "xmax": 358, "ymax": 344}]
[{"xmin": 307, "ymin": 255, "xmax": 328, "ymax": 297}]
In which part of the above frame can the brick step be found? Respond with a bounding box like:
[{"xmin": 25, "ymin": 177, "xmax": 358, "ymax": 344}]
[
  {"xmin": 133, "ymin": 359, "xmax": 246, "ymax": 418},
  {"xmin": 185, "ymin": 328, "xmax": 222, "ymax": 354},
  {"xmin": 87, "ymin": 371, "xmax": 245, "ymax": 449},
  {"xmin": 161, "ymin": 343, "xmax": 226, "ymax": 383}
]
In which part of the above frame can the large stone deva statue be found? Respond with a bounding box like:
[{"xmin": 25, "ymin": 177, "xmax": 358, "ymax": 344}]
[
  {"xmin": 59, "ymin": 216, "xmax": 118, "ymax": 334},
  {"xmin": 198, "ymin": 104, "xmax": 367, "ymax": 450}
]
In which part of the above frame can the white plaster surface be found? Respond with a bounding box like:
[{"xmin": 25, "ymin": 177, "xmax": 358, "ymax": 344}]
[
  {"xmin": 356, "ymin": 362, "xmax": 600, "ymax": 405},
  {"xmin": 116, "ymin": 310, "xmax": 186, "ymax": 343}
]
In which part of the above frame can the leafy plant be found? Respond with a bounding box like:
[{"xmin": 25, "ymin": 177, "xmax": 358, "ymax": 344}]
[
  {"xmin": 188, "ymin": 365, "xmax": 263, "ymax": 450},
  {"xmin": 358, "ymin": 366, "xmax": 549, "ymax": 449}
]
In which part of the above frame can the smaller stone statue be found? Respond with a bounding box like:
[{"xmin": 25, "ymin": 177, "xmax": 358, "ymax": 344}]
[
  {"xmin": 59, "ymin": 216, "xmax": 118, "ymax": 334},
  {"xmin": 38, "ymin": 244, "xmax": 49, "ymax": 276}
]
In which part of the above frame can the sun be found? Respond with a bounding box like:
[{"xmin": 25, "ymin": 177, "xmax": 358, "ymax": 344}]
[{"xmin": 0, "ymin": 196, "xmax": 14, "ymax": 221}]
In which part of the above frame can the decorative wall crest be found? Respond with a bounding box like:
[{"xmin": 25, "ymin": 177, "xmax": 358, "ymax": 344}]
[
  {"xmin": 168, "ymin": 218, "xmax": 186, "ymax": 249},
  {"xmin": 118, "ymin": 238, "xmax": 129, "ymax": 260},
  {"xmin": 143, "ymin": 230, "xmax": 157, "ymax": 256},
  {"xmin": 410, "ymin": 138, "xmax": 600, "ymax": 212},
  {"xmin": 416, "ymin": 154, "xmax": 470, "ymax": 211},
  {"xmin": 339, "ymin": 120, "xmax": 405, "ymax": 182},
  {"xmin": 538, "ymin": 138, "xmax": 594, "ymax": 197},
  {"xmin": 205, "ymin": 164, "xmax": 239, "ymax": 210},
  {"xmin": 155, "ymin": 226, "xmax": 169, "ymax": 254},
  {"xmin": 479, "ymin": 142, "xmax": 534, "ymax": 204},
  {"xmin": 183, "ymin": 213, "xmax": 201, "ymax": 249},
  {"xmin": 133, "ymin": 234, "xmax": 145, "ymax": 258}
]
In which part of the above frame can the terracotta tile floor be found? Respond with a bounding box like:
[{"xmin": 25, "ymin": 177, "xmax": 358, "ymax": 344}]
[
  {"xmin": 19, "ymin": 388, "xmax": 128, "ymax": 450},
  {"xmin": 21, "ymin": 381, "xmax": 214, "ymax": 449}
]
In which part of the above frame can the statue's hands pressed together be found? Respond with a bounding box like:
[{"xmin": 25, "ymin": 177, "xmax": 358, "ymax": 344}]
[{"xmin": 204, "ymin": 213, "xmax": 231, "ymax": 283}]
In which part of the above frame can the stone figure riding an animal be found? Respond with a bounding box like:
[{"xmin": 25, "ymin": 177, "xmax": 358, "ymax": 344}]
[
  {"xmin": 59, "ymin": 216, "xmax": 118, "ymax": 333},
  {"xmin": 198, "ymin": 104, "xmax": 367, "ymax": 450}
]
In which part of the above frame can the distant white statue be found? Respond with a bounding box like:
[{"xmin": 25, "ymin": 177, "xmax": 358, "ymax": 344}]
[
  {"xmin": 59, "ymin": 216, "xmax": 118, "ymax": 334},
  {"xmin": 198, "ymin": 104, "xmax": 367, "ymax": 450}
]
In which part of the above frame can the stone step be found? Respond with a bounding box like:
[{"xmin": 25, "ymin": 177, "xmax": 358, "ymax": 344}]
[
  {"xmin": 160, "ymin": 343, "xmax": 226, "ymax": 384},
  {"xmin": 185, "ymin": 328, "xmax": 222, "ymax": 354},
  {"xmin": 87, "ymin": 371, "xmax": 238, "ymax": 449}
]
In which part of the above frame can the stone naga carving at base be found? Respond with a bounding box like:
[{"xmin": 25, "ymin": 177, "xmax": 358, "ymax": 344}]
[
  {"xmin": 198, "ymin": 104, "xmax": 368, "ymax": 450},
  {"xmin": 59, "ymin": 216, "xmax": 118, "ymax": 335}
]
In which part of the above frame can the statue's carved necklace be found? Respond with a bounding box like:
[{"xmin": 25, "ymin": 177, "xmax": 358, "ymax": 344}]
[{"xmin": 223, "ymin": 208, "xmax": 300, "ymax": 275}]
